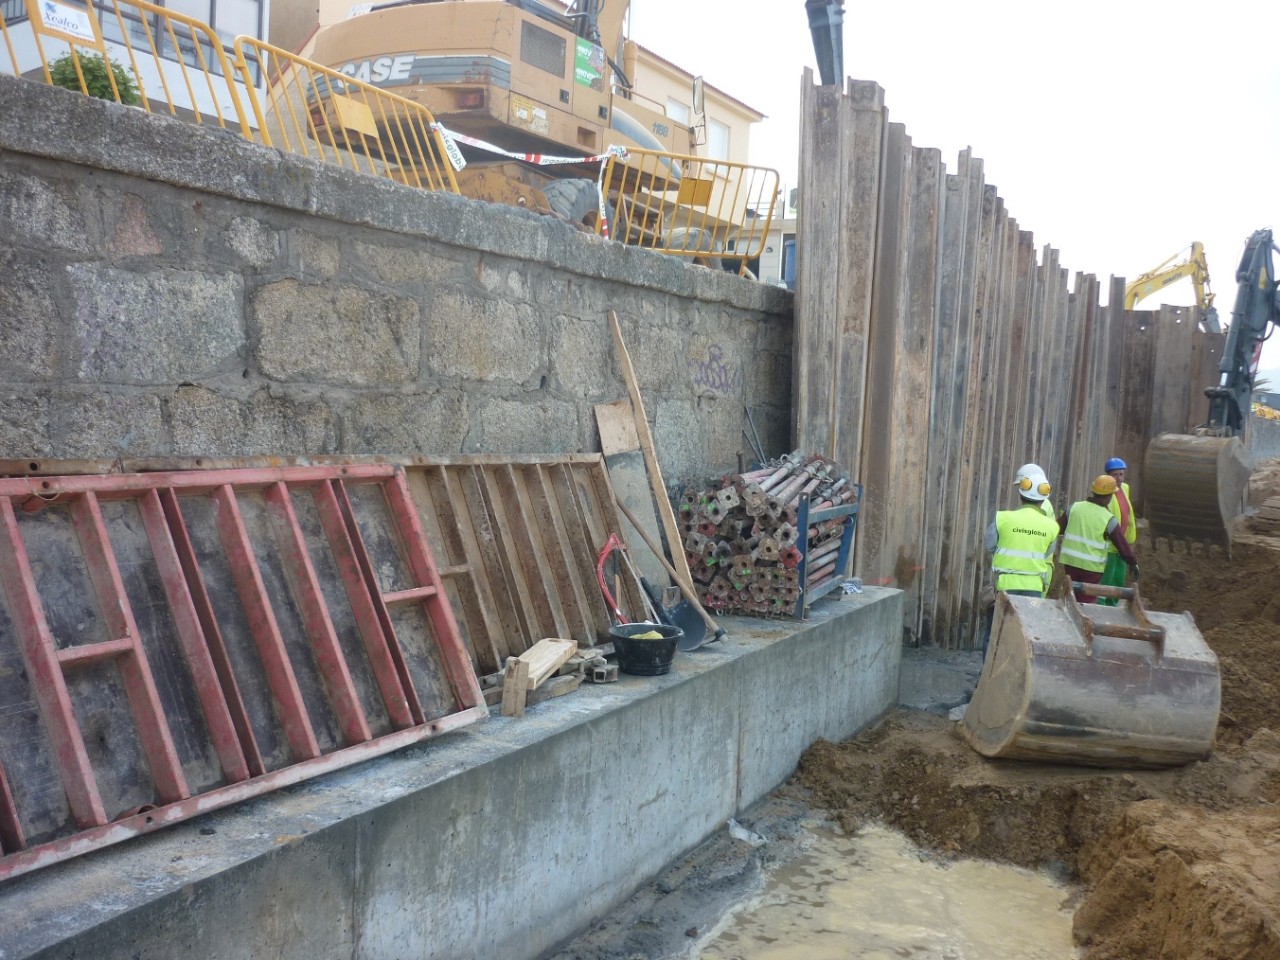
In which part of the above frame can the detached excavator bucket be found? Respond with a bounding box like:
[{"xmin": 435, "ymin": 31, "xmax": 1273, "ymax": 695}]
[
  {"xmin": 959, "ymin": 585, "xmax": 1220, "ymax": 768},
  {"xmin": 1144, "ymin": 433, "xmax": 1254, "ymax": 549}
]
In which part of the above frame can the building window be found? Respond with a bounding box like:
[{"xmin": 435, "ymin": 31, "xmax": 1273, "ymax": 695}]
[
  {"xmin": 707, "ymin": 118, "xmax": 729, "ymax": 160},
  {"xmin": 666, "ymin": 98, "xmax": 690, "ymax": 125}
]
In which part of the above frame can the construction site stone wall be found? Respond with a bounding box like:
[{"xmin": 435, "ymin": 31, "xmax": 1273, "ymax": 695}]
[{"xmin": 0, "ymin": 75, "xmax": 791, "ymax": 484}]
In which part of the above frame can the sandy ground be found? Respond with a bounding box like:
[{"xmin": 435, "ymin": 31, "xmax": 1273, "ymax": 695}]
[
  {"xmin": 553, "ymin": 464, "xmax": 1280, "ymax": 960},
  {"xmin": 801, "ymin": 525, "xmax": 1280, "ymax": 959}
]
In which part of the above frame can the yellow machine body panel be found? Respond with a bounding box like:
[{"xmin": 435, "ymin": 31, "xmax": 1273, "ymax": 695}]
[{"xmin": 310, "ymin": 2, "xmax": 683, "ymax": 160}]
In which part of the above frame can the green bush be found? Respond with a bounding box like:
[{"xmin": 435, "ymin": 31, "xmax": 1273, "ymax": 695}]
[{"xmin": 48, "ymin": 52, "xmax": 140, "ymax": 106}]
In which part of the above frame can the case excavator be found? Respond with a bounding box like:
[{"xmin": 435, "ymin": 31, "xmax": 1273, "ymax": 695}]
[{"xmin": 960, "ymin": 230, "xmax": 1278, "ymax": 768}]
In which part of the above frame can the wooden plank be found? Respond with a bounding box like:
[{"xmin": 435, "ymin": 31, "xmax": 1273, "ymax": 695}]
[
  {"xmin": 454, "ymin": 465, "xmax": 526, "ymax": 654},
  {"xmin": 890, "ymin": 144, "xmax": 941, "ymax": 644},
  {"xmin": 1101, "ymin": 277, "xmax": 1128, "ymax": 465},
  {"xmin": 500, "ymin": 656, "xmax": 530, "ymax": 718},
  {"xmin": 517, "ymin": 638, "xmax": 577, "ymax": 689},
  {"xmin": 793, "ymin": 70, "xmax": 843, "ymax": 457},
  {"xmin": 933, "ymin": 151, "xmax": 984, "ymax": 646},
  {"xmin": 1114, "ymin": 310, "xmax": 1158, "ymax": 511},
  {"xmin": 855, "ymin": 121, "xmax": 911, "ymax": 584},
  {"xmin": 830, "ymin": 78, "xmax": 887, "ymax": 480},
  {"xmin": 594, "ymin": 402, "xmax": 668, "ymax": 596},
  {"xmin": 919, "ymin": 162, "xmax": 969, "ymax": 646},
  {"xmin": 476, "ymin": 465, "xmax": 544, "ymax": 646},
  {"xmin": 550, "ymin": 463, "xmax": 616, "ymax": 638},
  {"xmin": 1192, "ymin": 329, "xmax": 1226, "ymax": 431},
  {"xmin": 607, "ymin": 309, "xmax": 693, "ymax": 590},
  {"xmin": 485, "ymin": 671, "xmax": 582, "ymax": 709},
  {"xmin": 405, "ymin": 467, "xmax": 502, "ymax": 675},
  {"xmin": 596, "ymin": 399, "xmax": 640, "ymax": 457},
  {"xmin": 946, "ymin": 182, "xmax": 998, "ymax": 647},
  {"xmin": 522, "ymin": 466, "xmax": 595, "ymax": 642},
  {"xmin": 1059, "ymin": 273, "xmax": 1091, "ymax": 499},
  {"xmin": 1151, "ymin": 304, "xmax": 1197, "ymax": 438},
  {"xmin": 492, "ymin": 464, "xmax": 573, "ymax": 642}
]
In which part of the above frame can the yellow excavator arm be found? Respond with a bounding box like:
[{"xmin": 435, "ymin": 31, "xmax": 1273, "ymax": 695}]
[{"xmin": 1124, "ymin": 242, "xmax": 1218, "ymax": 330}]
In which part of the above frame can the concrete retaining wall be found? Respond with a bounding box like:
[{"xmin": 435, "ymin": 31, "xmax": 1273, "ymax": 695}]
[
  {"xmin": 0, "ymin": 589, "xmax": 902, "ymax": 960},
  {"xmin": 0, "ymin": 74, "xmax": 792, "ymax": 485}
]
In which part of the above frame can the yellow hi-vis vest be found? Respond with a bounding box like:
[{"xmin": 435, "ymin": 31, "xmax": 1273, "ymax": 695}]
[
  {"xmin": 1106, "ymin": 481, "xmax": 1136, "ymax": 553},
  {"xmin": 1039, "ymin": 498, "xmax": 1056, "ymax": 520},
  {"xmin": 993, "ymin": 506, "xmax": 1058, "ymax": 595},
  {"xmin": 1062, "ymin": 500, "xmax": 1113, "ymax": 572}
]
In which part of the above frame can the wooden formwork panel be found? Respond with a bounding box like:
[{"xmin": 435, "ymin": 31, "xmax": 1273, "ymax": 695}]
[
  {"xmin": 400, "ymin": 456, "xmax": 635, "ymax": 677},
  {"xmin": 0, "ymin": 465, "xmax": 485, "ymax": 882}
]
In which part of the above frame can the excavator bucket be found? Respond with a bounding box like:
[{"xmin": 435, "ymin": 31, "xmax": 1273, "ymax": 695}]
[
  {"xmin": 1144, "ymin": 433, "xmax": 1254, "ymax": 549},
  {"xmin": 959, "ymin": 585, "xmax": 1220, "ymax": 768}
]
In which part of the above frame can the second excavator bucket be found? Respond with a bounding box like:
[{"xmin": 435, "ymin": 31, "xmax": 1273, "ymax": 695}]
[
  {"xmin": 959, "ymin": 585, "xmax": 1220, "ymax": 768},
  {"xmin": 1144, "ymin": 433, "xmax": 1254, "ymax": 550}
]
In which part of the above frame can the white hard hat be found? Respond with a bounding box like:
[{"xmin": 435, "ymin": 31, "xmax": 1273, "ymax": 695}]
[{"xmin": 1013, "ymin": 463, "xmax": 1051, "ymax": 501}]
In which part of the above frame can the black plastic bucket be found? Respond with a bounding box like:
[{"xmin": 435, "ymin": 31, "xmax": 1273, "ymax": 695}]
[{"xmin": 609, "ymin": 622, "xmax": 683, "ymax": 676}]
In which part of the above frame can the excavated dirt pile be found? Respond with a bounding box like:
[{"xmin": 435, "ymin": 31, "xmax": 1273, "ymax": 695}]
[{"xmin": 798, "ymin": 499, "xmax": 1280, "ymax": 959}]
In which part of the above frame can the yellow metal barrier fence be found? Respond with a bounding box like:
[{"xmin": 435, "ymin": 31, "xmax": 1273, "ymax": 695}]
[
  {"xmin": 1, "ymin": 6, "xmax": 774, "ymax": 264},
  {"xmin": 0, "ymin": 0, "xmax": 251, "ymax": 134},
  {"xmin": 233, "ymin": 37, "xmax": 459, "ymax": 195},
  {"xmin": 599, "ymin": 148, "xmax": 780, "ymax": 271}
]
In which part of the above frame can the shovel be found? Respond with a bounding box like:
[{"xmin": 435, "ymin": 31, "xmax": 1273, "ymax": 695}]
[{"xmin": 637, "ymin": 575, "xmax": 706, "ymax": 651}]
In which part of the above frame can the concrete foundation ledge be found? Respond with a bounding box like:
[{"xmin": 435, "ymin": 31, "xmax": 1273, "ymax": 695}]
[{"xmin": 0, "ymin": 587, "xmax": 902, "ymax": 960}]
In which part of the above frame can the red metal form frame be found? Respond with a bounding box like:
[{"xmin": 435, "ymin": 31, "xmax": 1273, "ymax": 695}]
[{"xmin": 0, "ymin": 465, "xmax": 486, "ymax": 882}]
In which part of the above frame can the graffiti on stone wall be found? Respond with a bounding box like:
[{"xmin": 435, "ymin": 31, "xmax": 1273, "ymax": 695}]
[{"xmin": 688, "ymin": 344, "xmax": 741, "ymax": 396}]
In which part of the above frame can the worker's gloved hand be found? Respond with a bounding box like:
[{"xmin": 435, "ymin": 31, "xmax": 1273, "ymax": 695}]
[{"xmin": 1129, "ymin": 563, "xmax": 1141, "ymax": 581}]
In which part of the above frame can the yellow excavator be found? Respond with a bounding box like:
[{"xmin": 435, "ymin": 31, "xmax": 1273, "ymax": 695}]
[
  {"xmin": 308, "ymin": 0, "xmax": 687, "ymax": 223},
  {"xmin": 1124, "ymin": 241, "xmax": 1220, "ymax": 333}
]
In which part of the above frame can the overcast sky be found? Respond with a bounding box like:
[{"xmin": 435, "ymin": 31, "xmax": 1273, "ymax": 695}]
[{"xmin": 628, "ymin": 0, "xmax": 1280, "ymax": 372}]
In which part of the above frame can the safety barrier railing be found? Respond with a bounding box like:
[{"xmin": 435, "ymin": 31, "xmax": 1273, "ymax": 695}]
[
  {"xmin": 0, "ymin": 3, "xmax": 19, "ymax": 78},
  {"xmin": 2, "ymin": 6, "xmax": 772, "ymax": 263},
  {"xmin": 0, "ymin": 0, "xmax": 252, "ymax": 135},
  {"xmin": 233, "ymin": 37, "xmax": 460, "ymax": 195},
  {"xmin": 598, "ymin": 148, "xmax": 780, "ymax": 271}
]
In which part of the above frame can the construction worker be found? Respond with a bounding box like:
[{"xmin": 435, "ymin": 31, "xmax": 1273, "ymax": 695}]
[
  {"xmin": 1097, "ymin": 457, "xmax": 1137, "ymax": 606},
  {"xmin": 1014, "ymin": 463, "xmax": 1056, "ymax": 521},
  {"xmin": 1058, "ymin": 475, "xmax": 1139, "ymax": 603},
  {"xmin": 980, "ymin": 464, "xmax": 1059, "ymax": 652}
]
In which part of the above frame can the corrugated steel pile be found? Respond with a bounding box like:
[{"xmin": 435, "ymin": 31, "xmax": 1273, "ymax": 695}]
[{"xmin": 679, "ymin": 452, "xmax": 857, "ymax": 616}]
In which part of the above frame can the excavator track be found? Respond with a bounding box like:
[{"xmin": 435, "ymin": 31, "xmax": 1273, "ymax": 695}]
[{"xmin": 1144, "ymin": 433, "xmax": 1254, "ymax": 550}]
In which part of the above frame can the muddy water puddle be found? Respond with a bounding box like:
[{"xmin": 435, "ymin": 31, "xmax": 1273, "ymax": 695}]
[{"xmin": 700, "ymin": 824, "xmax": 1079, "ymax": 960}]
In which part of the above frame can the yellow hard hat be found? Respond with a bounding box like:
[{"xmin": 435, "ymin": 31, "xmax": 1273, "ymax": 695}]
[{"xmin": 1090, "ymin": 475, "xmax": 1118, "ymax": 496}]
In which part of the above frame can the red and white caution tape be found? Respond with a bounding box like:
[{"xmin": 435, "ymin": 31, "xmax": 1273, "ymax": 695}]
[{"xmin": 430, "ymin": 123, "xmax": 627, "ymax": 239}]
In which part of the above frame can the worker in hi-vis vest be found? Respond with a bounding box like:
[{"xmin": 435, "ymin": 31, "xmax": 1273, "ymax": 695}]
[
  {"xmin": 1097, "ymin": 457, "xmax": 1137, "ymax": 606},
  {"xmin": 980, "ymin": 464, "xmax": 1059, "ymax": 653},
  {"xmin": 1058, "ymin": 475, "xmax": 1139, "ymax": 603},
  {"xmin": 985, "ymin": 464, "xmax": 1059, "ymax": 598}
]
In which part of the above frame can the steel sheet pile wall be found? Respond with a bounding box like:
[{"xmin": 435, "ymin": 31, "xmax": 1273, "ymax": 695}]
[{"xmin": 794, "ymin": 71, "xmax": 1223, "ymax": 648}]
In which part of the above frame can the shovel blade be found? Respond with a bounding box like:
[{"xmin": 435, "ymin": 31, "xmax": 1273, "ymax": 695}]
[{"xmin": 670, "ymin": 601, "xmax": 707, "ymax": 650}]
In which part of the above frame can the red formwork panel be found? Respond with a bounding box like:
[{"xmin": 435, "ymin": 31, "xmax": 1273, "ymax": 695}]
[{"xmin": 0, "ymin": 465, "xmax": 486, "ymax": 881}]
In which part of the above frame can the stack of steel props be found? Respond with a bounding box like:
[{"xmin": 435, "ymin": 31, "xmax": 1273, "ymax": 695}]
[{"xmin": 677, "ymin": 451, "xmax": 857, "ymax": 617}]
